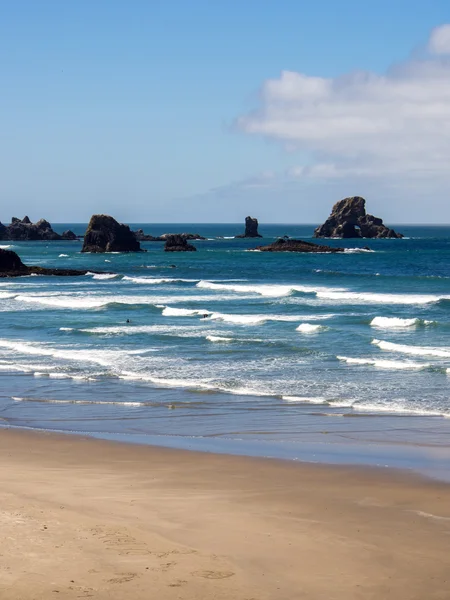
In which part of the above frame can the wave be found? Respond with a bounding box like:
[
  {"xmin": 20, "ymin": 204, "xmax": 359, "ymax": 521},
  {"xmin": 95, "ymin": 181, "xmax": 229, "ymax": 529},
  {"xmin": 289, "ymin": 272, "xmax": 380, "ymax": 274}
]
[
  {"xmin": 0, "ymin": 292, "xmax": 17, "ymax": 299},
  {"xmin": 196, "ymin": 280, "xmax": 343, "ymax": 298},
  {"xmin": 12, "ymin": 397, "xmax": 145, "ymax": 407},
  {"xmin": 162, "ymin": 307, "xmax": 210, "ymax": 317},
  {"xmin": 372, "ymin": 339, "xmax": 450, "ymax": 358},
  {"xmin": 343, "ymin": 248, "xmax": 375, "ymax": 253},
  {"xmin": 317, "ymin": 291, "xmax": 447, "ymax": 305},
  {"xmin": 351, "ymin": 403, "xmax": 449, "ymax": 418},
  {"xmin": 282, "ymin": 396, "xmax": 328, "ymax": 404},
  {"xmin": 370, "ymin": 317, "xmax": 426, "ymax": 328},
  {"xmin": 15, "ymin": 295, "xmax": 112, "ymax": 309},
  {"xmin": 122, "ymin": 276, "xmax": 198, "ymax": 284},
  {"xmin": 206, "ymin": 335, "xmax": 234, "ymax": 342},
  {"xmin": 296, "ymin": 323, "xmax": 326, "ymax": 333},
  {"xmin": 86, "ymin": 272, "xmax": 119, "ymax": 280},
  {"xmin": 58, "ymin": 253, "xmax": 69, "ymax": 257},
  {"xmin": 337, "ymin": 355, "xmax": 430, "ymax": 370}
]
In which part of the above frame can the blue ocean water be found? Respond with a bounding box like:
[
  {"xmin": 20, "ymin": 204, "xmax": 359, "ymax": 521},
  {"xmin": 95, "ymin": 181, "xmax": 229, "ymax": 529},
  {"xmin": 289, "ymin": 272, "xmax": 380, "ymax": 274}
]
[{"xmin": 1, "ymin": 223, "xmax": 450, "ymax": 474}]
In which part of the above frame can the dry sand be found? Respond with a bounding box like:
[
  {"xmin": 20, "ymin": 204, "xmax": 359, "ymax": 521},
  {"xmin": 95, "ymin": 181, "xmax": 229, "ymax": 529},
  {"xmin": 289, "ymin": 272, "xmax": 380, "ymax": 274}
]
[{"xmin": 0, "ymin": 429, "xmax": 449, "ymax": 599}]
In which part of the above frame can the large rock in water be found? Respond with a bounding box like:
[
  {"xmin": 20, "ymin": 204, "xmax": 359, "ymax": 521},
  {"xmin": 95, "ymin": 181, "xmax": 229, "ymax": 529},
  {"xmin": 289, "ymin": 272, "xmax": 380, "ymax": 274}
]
[
  {"xmin": 314, "ymin": 197, "xmax": 403, "ymax": 239},
  {"xmin": 164, "ymin": 234, "xmax": 197, "ymax": 252},
  {"xmin": 0, "ymin": 248, "xmax": 104, "ymax": 278},
  {"xmin": 0, "ymin": 216, "xmax": 77, "ymax": 241},
  {"xmin": 255, "ymin": 238, "xmax": 344, "ymax": 253},
  {"xmin": 134, "ymin": 230, "xmax": 206, "ymax": 242},
  {"xmin": 82, "ymin": 215, "xmax": 142, "ymax": 253},
  {"xmin": 235, "ymin": 216, "xmax": 262, "ymax": 238}
]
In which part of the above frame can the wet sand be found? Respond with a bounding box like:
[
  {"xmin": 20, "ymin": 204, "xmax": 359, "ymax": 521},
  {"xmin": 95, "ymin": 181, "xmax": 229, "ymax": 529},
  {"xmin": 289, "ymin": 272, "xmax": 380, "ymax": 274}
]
[{"xmin": 0, "ymin": 428, "xmax": 449, "ymax": 599}]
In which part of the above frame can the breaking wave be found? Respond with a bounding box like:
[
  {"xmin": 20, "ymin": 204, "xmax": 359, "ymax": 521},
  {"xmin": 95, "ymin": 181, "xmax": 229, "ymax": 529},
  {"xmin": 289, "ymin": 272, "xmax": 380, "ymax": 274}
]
[
  {"xmin": 372, "ymin": 339, "xmax": 450, "ymax": 358},
  {"xmin": 337, "ymin": 355, "xmax": 430, "ymax": 370}
]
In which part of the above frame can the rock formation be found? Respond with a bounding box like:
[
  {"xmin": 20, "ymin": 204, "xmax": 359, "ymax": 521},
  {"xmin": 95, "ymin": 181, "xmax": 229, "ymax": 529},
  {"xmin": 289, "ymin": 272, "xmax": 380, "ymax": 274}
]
[
  {"xmin": 164, "ymin": 234, "xmax": 197, "ymax": 252},
  {"xmin": 82, "ymin": 215, "xmax": 142, "ymax": 253},
  {"xmin": 235, "ymin": 217, "xmax": 262, "ymax": 238},
  {"xmin": 135, "ymin": 230, "xmax": 206, "ymax": 242},
  {"xmin": 255, "ymin": 238, "xmax": 344, "ymax": 253},
  {"xmin": 0, "ymin": 217, "xmax": 77, "ymax": 241},
  {"xmin": 314, "ymin": 197, "xmax": 403, "ymax": 239},
  {"xmin": 0, "ymin": 248, "xmax": 103, "ymax": 278}
]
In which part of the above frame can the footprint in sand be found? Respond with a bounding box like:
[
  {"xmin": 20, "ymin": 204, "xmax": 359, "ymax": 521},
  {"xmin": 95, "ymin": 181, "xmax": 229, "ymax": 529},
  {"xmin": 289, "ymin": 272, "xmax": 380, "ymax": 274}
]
[
  {"xmin": 192, "ymin": 570, "xmax": 235, "ymax": 580},
  {"xmin": 107, "ymin": 572, "xmax": 139, "ymax": 584}
]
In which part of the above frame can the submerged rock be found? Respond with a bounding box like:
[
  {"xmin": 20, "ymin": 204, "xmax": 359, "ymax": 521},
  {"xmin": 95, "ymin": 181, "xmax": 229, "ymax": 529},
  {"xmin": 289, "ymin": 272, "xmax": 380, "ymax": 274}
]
[
  {"xmin": 255, "ymin": 238, "xmax": 344, "ymax": 253},
  {"xmin": 164, "ymin": 234, "xmax": 197, "ymax": 252},
  {"xmin": 235, "ymin": 216, "xmax": 262, "ymax": 238},
  {"xmin": 314, "ymin": 197, "xmax": 403, "ymax": 239},
  {"xmin": 82, "ymin": 215, "xmax": 142, "ymax": 253},
  {"xmin": 0, "ymin": 216, "xmax": 75, "ymax": 241},
  {"xmin": 0, "ymin": 248, "xmax": 102, "ymax": 278}
]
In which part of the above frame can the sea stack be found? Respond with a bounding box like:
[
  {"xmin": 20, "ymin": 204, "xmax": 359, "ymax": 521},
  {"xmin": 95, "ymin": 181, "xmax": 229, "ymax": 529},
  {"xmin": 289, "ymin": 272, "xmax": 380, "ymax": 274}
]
[
  {"xmin": 235, "ymin": 216, "xmax": 262, "ymax": 238},
  {"xmin": 314, "ymin": 197, "xmax": 403, "ymax": 239},
  {"xmin": 82, "ymin": 215, "xmax": 142, "ymax": 253},
  {"xmin": 0, "ymin": 216, "xmax": 77, "ymax": 241},
  {"xmin": 164, "ymin": 234, "xmax": 197, "ymax": 252}
]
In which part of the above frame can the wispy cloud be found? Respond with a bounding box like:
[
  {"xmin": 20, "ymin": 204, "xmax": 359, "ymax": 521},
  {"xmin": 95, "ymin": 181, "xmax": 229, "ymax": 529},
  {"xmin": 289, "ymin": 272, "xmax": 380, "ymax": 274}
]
[{"xmin": 237, "ymin": 25, "xmax": 450, "ymax": 185}]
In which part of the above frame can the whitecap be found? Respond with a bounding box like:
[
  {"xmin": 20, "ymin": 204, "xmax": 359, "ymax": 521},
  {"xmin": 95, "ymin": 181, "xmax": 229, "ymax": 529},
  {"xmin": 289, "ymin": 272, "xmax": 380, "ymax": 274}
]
[
  {"xmin": 317, "ymin": 291, "xmax": 447, "ymax": 305},
  {"xmin": 196, "ymin": 280, "xmax": 344, "ymax": 298},
  {"xmin": 370, "ymin": 317, "xmax": 421, "ymax": 328},
  {"xmin": 296, "ymin": 323, "xmax": 326, "ymax": 333},
  {"xmin": 337, "ymin": 355, "xmax": 430, "ymax": 370},
  {"xmin": 372, "ymin": 339, "xmax": 450, "ymax": 358},
  {"xmin": 282, "ymin": 396, "xmax": 328, "ymax": 404},
  {"xmin": 59, "ymin": 253, "xmax": 69, "ymax": 257}
]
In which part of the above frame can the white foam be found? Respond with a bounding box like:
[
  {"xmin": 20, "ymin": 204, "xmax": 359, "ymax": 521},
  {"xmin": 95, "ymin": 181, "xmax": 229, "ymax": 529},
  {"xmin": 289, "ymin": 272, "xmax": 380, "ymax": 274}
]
[
  {"xmin": 296, "ymin": 323, "xmax": 325, "ymax": 333},
  {"xmin": 162, "ymin": 307, "xmax": 211, "ymax": 317},
  {"xmin": 0, "ymin": 292, "xmax": 17, "ymax": 299},
  {"xmin": 15, "ymin": 295, "xmax": 110, "ymax": 309},
  {"xmin": 337, "ymin": 355, "xmax": 430, "ymax": 370},
  {"xmin": 282, "ymin": 396, "xmax": 328, "ymax": 404},
  {"xmin": 123, "ymin": 276, "xmax": 198, "ymax": 284},
  {"xmin": 58, "ymin": 253, "xmax": 69, "ymax": 257},
  {"xmin": 59, "ymin": 327, "xmax": 74, "ymax": 331},
  {"xmin": 343, "ymin": 248, "xmax": 375, "ymax": 253},
  {"xmin": 206, "ymin": 335, "xmax": 234, "ymax": 342},
  {"xmin": 370, "ymin": 317, "xmax": 421, "ymax": 328},
  {"xmin": 317, "ymin": 291, "xmax": 447, "ymax": 305},
  {"xmin": 88, "ymin": 273, "xmax": 119, "ymax": 280},
  {"xmin": 196, "ymin": 280, "xmax": 343, "ymax": 298},
  {"xmin": 372, "ymin": 339, "xmax": 450, "ymax": 358}
]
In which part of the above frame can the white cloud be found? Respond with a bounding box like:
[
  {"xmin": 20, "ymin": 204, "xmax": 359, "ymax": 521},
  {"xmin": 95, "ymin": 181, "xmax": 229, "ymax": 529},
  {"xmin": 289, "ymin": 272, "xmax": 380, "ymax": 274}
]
[
  {"xmin": 429, "ymin": 24, "xmax": 450, "ymax": 55},
  {"xmin": 237, "ymin": 25, "xmax": 450, "ymax": 186}
]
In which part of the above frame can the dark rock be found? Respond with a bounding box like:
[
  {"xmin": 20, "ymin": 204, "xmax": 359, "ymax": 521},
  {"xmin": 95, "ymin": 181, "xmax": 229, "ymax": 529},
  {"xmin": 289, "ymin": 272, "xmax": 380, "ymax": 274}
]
[
  {"xmin": 82, "ymin": 215, "xmax": 142, "ymax": 253},
  {"xmin": 314, "ymin": 197, "xmax": 403, "ymax": 239},
  {"xmin": 61, "ymin": 230, "xmax": 78, "ymax": 241},
  {"xmin": 134, "ymin": 230, "xmax": 206, "ymax": 242},
  {"xmin": 0, "ymin": 217, "xmax": 67, "ymax": 241},
  {"xmin": 164, "ymin": 234, "xmax": 197, "ymax": 252},
  {"xmin": 0, "ymin": 248, "xmax": 104, "ymax": 278},
  {"xmin": 235, "ymin": 216, "xmax": 262, "ymax": 238},
  {"xmin": 255, "ymin": 238, "xmax": 344, "ymax": 253}
]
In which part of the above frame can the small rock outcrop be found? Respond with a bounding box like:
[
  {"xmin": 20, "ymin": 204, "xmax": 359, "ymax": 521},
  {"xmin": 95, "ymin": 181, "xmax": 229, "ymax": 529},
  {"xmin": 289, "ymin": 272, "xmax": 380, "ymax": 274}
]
[
  {"xmin": 164, "ymin": 234, "xmax": 197, "ymax": 252},
  {"xmin": 0, "ymin": 217, "xmax": 77, "ymax": 241},
  {"xmin": 82, "ymin": 215, "xmax": 142, "ymax": 253},
  {"xmin": 235, "ymin": 216, "xmax": 262, "ymax": 238},
  {"xmin": 255, "ymin": 238, "xmax": 344, "ymax": 253},
  {"xmin": 0, "ymin": 248, "xmax": 103, "ymax": 278},
  {"xmin": 134, "ymin": 230, "xmax": 206, "ymax": 242},
  {"xmin": 314, "ymin": 197, "xmax": 403, "ymax": 239}
]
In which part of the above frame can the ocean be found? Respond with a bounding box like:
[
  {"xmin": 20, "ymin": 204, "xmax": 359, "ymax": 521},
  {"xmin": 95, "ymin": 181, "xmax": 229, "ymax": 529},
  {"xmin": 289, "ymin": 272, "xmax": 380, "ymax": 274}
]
[{"xmin": 1, "ymin": 223, "xmax": 450, "ymax": 477}]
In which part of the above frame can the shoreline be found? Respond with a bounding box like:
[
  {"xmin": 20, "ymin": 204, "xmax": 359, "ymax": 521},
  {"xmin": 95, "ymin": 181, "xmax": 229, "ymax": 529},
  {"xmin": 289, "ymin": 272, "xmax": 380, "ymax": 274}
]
[{"xmin": 1, "ymin": 428, "xmax": 450, "ymax": 599}]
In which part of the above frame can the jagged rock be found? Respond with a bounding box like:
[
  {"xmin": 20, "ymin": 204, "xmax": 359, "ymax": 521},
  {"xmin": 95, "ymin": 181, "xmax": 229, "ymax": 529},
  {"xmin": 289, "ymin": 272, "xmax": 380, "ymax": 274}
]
[
  {"xmin": 0, "ymin": 217, "xmax": 68, "ymax": 241},
  {"xmin": 0, "ymin": 248, "xmax": 104, "ymax": 278},
  {"xmin": 82, "ymin": 215, "xmax": 142, "ymax": 253},
  {"xmin": 314, "ymin": 197, "xmax": 403, "ymax": 239},
  {"xmin": 235, "ymin": 216, "xmax": 262, "ymax": 238},
  {"xmin": 61, "ymin": 230, "xmax": 78, "ymax": 240},
  {"xmin": 255, "ymin": 238, "xmax": 344, "ymax": 253},
  {"xmin": 164, "ymin": 234, "xmax": 197, "ymax": 252},
  {"xmin": 134, "ymin": 230, "xmax": 206, "ymax": 242}
]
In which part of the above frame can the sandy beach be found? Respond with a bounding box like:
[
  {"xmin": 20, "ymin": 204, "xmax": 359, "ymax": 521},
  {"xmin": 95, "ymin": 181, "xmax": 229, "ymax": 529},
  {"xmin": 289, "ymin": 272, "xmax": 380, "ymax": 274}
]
[{"xmin": 0, "ymin": 429, "xmax": 449, "ymax": 599}]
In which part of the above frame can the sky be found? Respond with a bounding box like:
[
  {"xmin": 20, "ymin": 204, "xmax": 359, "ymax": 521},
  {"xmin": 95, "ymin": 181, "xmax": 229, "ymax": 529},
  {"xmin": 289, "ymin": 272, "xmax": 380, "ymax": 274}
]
[{"xmin": 1, "ymin": 0, "xmax": 450, "ymax": 223}]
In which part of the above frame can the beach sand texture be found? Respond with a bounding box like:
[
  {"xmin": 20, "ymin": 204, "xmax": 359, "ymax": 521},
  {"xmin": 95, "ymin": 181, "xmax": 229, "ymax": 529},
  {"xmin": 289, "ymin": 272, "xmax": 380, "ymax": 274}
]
[{"xmin": 0, "ymin": 429, "xmax": 449, "ymax": 600}]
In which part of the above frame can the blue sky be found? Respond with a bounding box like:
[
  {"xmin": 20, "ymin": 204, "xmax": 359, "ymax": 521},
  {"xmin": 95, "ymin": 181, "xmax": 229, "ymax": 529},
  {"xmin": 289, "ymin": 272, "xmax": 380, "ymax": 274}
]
[{"xmin": 1, "ymin": 1, "xmax": 450, "ymax": 223}]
